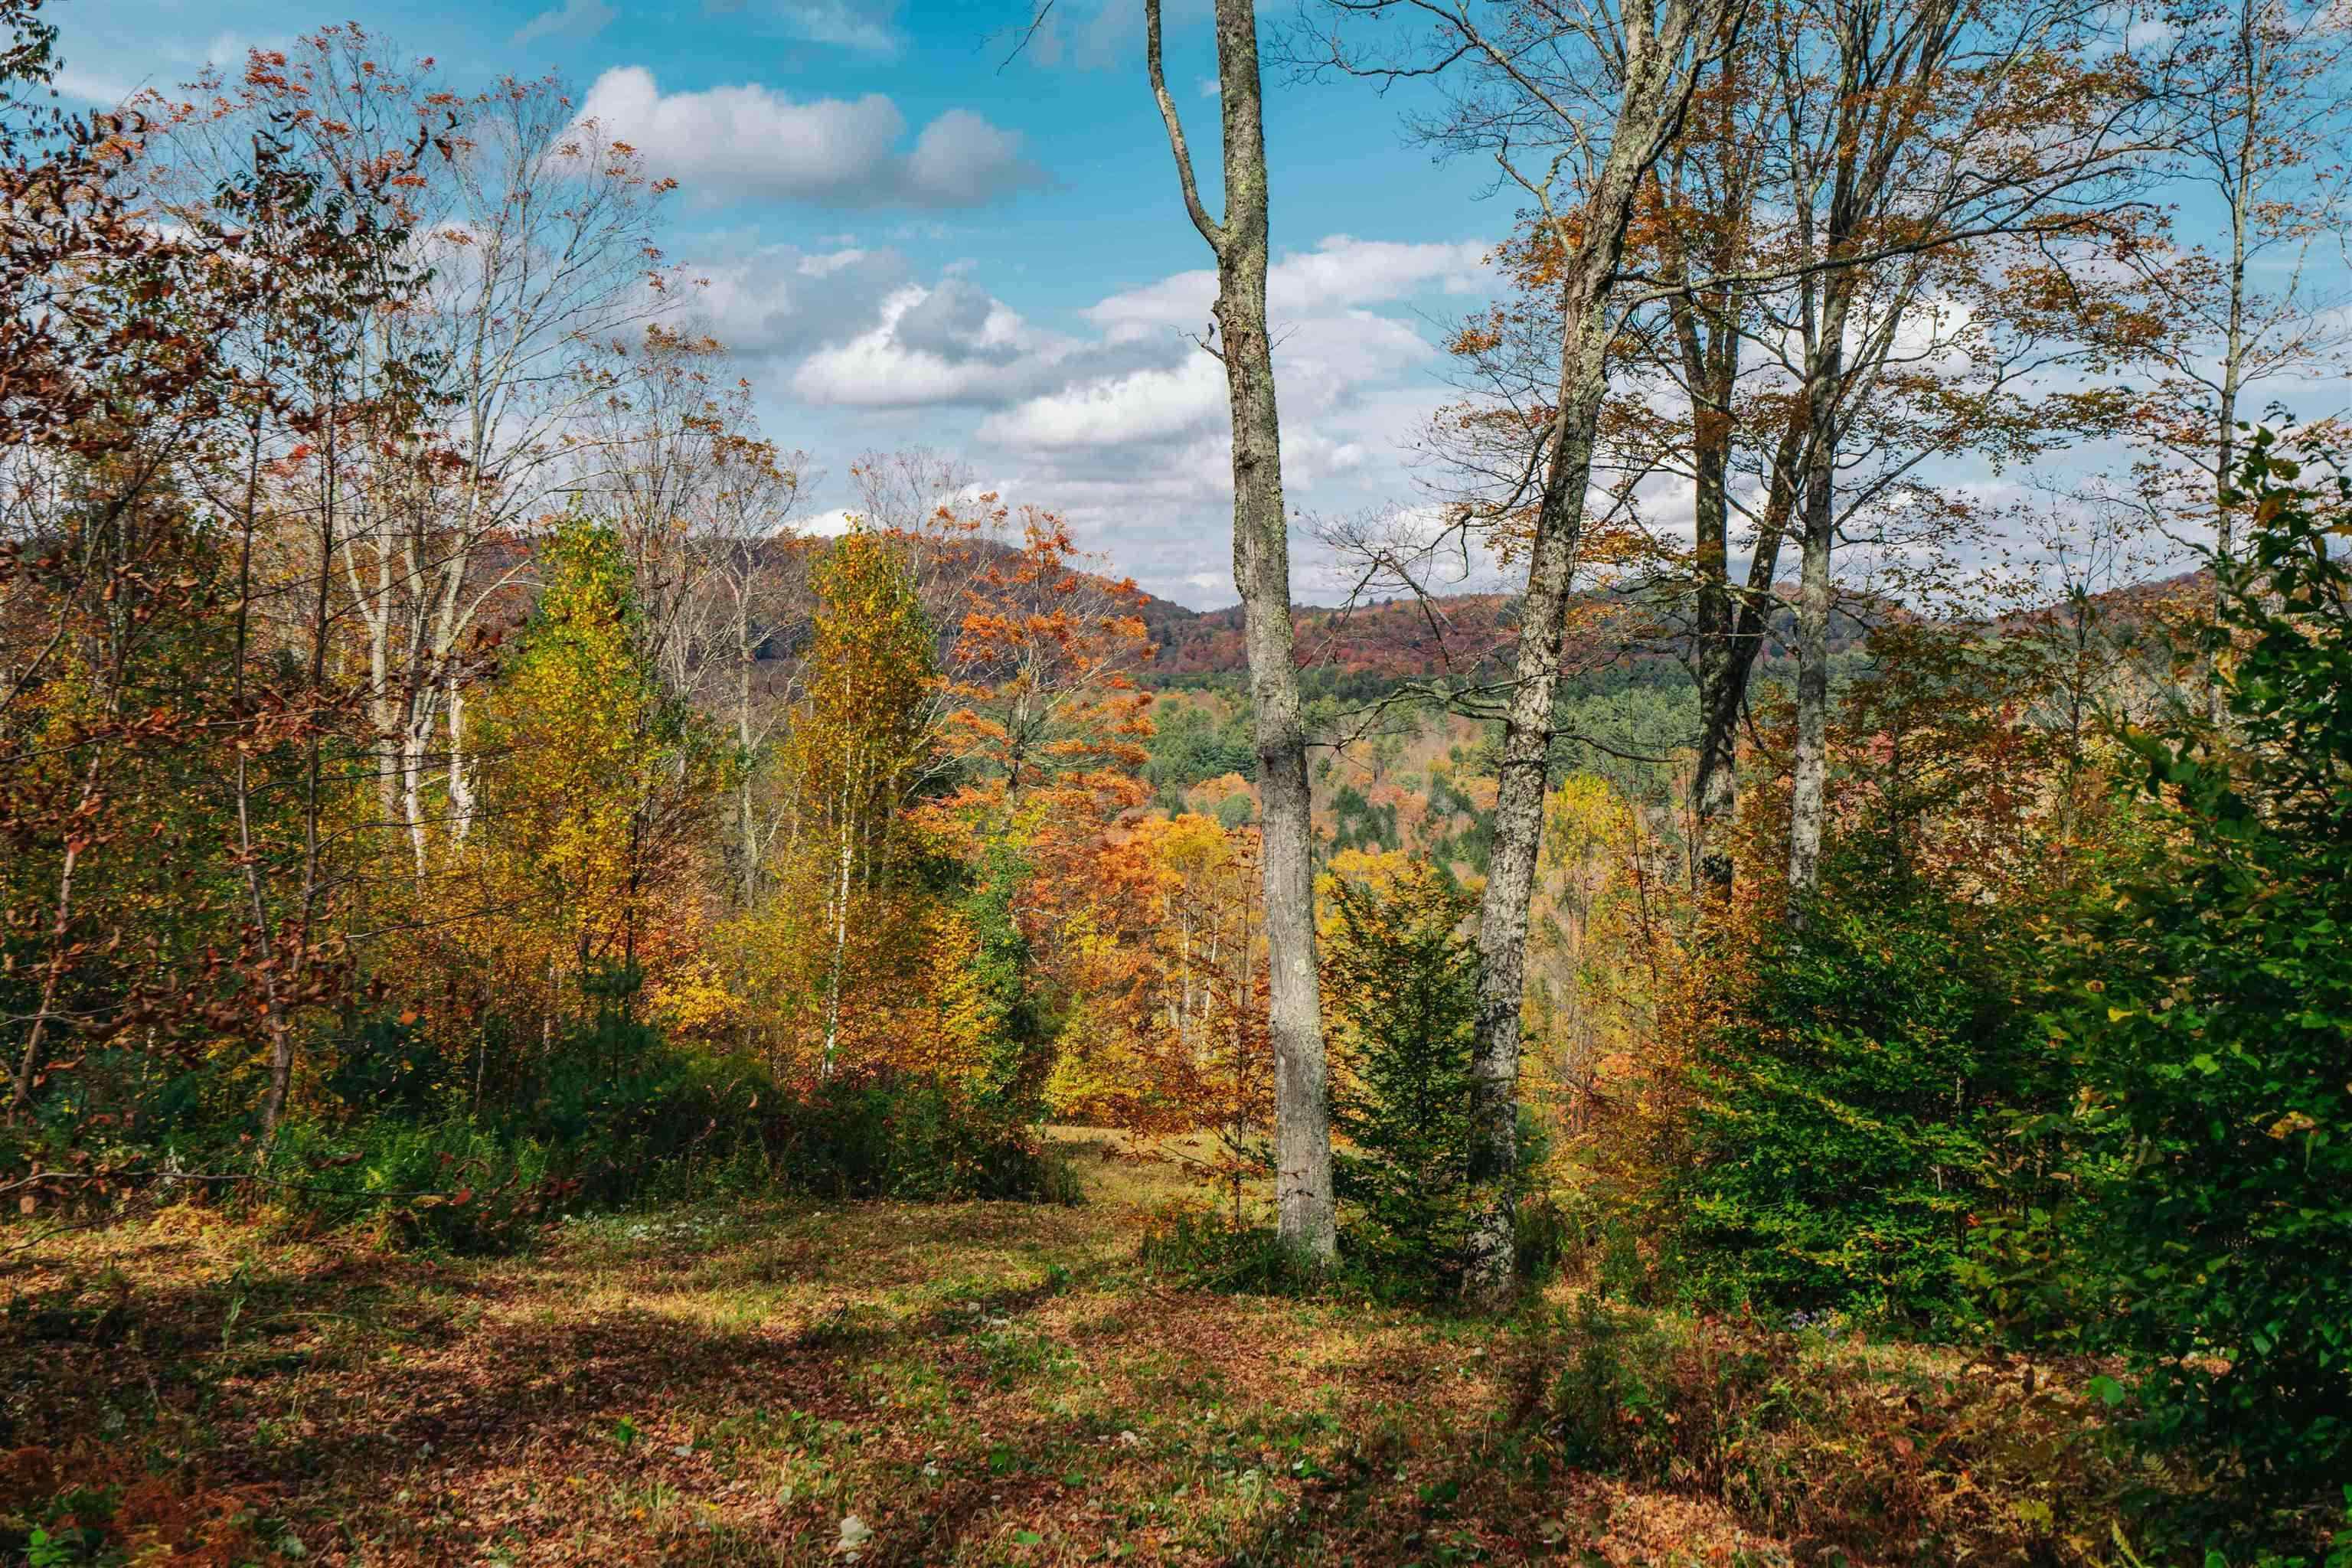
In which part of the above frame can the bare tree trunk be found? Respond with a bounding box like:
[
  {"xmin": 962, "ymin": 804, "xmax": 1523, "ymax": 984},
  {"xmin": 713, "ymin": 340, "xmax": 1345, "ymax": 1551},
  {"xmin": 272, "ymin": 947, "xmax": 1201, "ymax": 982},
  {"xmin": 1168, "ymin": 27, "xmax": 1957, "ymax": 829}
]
[
  {"xmin": 400, "ymin": 705, "xmax": 433, "ymax": 878},
  {"xmin": 2207, "ymin": 174, "xmax": 2248, "ymax": 726},
  {"xmin": 1786, "ymin": 469, "xmax": 1834, "ymax": 911},
  {"xmin": 1147, "ymin": 0, "xmax": 1333, "ymax": 1260},
  {"xmin": 1465, "ymin": 406, "xmax": 1603, "ymax": 1300},
  {"xmin": 446, "ymin": 677, "xmax": 475, "ymax": 849},
  {"xmin": 822, "ymin": 808, "xmax": 853, "ymax": 1077},
  {"xmin": 737, "ymin": 640, "xmax": 761, "ymax": 907},
  {"xmin": 1688, "ymin": 406, "xmax": 1804, "ymax": 900},
  {"xmin": 1456, "ymin": 0, "xmax": 1740, "ymax": 1303},
  {"xmin": 1786, "ymin": 324, "xmax": 1844, "ymax": 913},
  {"xmin": 1687, "ymin": 430, "xmax": 1741, "ymax": 898}
]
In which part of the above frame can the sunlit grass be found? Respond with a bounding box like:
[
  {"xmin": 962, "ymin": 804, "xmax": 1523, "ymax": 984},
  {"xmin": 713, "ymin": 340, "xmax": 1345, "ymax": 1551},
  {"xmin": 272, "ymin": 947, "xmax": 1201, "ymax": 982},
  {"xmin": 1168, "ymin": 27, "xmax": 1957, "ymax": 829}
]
[{"xmin": 2, "ymin": 1130, "xmax": 2141, "ymax": 1565}]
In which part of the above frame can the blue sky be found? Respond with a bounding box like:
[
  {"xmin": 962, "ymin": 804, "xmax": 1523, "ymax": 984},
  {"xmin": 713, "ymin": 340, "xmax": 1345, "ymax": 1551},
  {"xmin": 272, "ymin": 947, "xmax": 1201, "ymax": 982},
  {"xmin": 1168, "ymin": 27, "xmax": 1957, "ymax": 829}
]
[
  {"xmin": 53, "ymin": 0, "xmax": 1511, "ymax": 606},
  {"xmin": 47, "ymin": 0, "xmax": 2350, "ymax": 609}
]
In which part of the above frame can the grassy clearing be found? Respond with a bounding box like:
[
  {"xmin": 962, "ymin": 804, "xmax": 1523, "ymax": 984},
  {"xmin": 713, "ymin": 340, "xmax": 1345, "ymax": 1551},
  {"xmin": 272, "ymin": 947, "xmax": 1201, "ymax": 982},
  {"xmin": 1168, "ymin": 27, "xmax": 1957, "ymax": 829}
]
[{"xmin": 4, "ymin": 1132, "xmax": 2149, "ymax": 1566}]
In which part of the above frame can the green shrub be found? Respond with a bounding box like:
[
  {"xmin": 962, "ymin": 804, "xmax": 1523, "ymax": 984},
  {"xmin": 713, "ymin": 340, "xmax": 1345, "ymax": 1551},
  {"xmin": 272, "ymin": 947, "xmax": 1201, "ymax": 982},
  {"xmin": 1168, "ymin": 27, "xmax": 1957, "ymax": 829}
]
[
  {"xmin": 1547, "ymin": 1295, "xmax": 1687, "ymax": 1472},
  {"xmin": 240, "ymin": 1015, "xmax": 1061, "ymax": 1252},
  {"xmin": 1136, "ymin": 1204, "xmax": 1328, "ymax": 1295},
  {"xmin": 2059, "ymin": 436, "xmax": 2352, "ymax": 1532},
  {"xmin": 776, "ymin": 1075, "xmax": 1059, "ymax": 1202},
  {"xmin": 1674, "ymin": 877, "xmax": 2037, "ymax": 1328},
  {"xmin": 260, "ymin": 1118, "xmax": 560, "ymax": 1253}
]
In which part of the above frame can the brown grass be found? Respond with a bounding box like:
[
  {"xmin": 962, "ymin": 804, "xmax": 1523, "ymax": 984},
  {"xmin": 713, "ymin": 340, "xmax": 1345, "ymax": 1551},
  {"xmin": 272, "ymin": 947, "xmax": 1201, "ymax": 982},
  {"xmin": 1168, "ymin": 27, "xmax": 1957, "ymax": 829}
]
[{"xmin": 1, "ymin": 1131, "xmax": 2144, "ymax": 1566}]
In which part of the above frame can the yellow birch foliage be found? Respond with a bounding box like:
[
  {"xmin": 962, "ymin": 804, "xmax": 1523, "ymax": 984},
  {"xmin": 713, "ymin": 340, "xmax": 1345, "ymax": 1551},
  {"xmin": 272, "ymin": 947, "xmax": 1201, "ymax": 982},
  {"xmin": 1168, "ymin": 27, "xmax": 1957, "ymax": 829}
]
[
  {"xmin": 763, "ymin": 529, "xmax": 938, "ymax": 1082},
  {"xmin": 462, "ymin": 514, "xmax": 716, "ymax": 1029}
]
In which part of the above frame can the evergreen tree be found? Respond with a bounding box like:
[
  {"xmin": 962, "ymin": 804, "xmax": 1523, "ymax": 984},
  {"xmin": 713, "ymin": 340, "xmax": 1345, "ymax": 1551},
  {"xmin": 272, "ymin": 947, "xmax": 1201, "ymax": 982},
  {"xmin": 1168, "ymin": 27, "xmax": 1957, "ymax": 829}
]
[
  {"xmin": 1322, "ymin": 863, "xmax": 1481, "ymax": 1289},
  {"xmin": 2063, "ymin": 433, "xmax": 2352, "ymax": 1520}
]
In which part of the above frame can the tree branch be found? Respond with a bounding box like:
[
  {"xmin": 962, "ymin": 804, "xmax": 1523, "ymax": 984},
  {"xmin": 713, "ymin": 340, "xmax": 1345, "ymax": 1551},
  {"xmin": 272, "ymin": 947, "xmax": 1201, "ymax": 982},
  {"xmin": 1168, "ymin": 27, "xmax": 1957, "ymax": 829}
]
[{"xmin": 1148, "ymin": 0, "xmax": 1228, "ymax": 253}]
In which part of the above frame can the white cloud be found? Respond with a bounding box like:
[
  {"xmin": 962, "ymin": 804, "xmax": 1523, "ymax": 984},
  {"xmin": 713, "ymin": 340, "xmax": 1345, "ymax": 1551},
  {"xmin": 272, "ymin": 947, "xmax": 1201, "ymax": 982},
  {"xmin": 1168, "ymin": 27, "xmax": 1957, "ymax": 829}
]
[
  {"xmin": 684, "ymin": 245, "xmax": 913, "ymax": 360},
  {"xmin": 512, "ymin": 0, "xmax": 617, "ymax": 47},
  {"xmin": 701, "ymin": 228, "xmax": 1496, "ymax": 606},
  {"xmin": 903, "ymin": 111, "xmax": 1033, "ymax": 204},
  {"xmin": 967, "ymin": 235, "xmax": 1485, "ymax": 462},
  {"xmin": 770, "ymin": 0, "xmax": 904, "ymax": 54},
  {"xmin": 1089, "ymin": 235, "xmax": 1490, "ymax": 340},
  {"xmin": 54, "ymin": 65, "xmax": 139, "ymax": 104},
  {"xmin": 576, "ymin": 67, "xmax": 1044, "ymax": 209},
  {"xmin": 793, "ymin": 283, "xmax": 1064, "ymax": 407},
  {"xmin": 978, "ymin": 354, "xmax": 1227, "ymax": 449},
  {"xmin": 697, "ymin": 0, "xmax": 903, "ymax": 52},
  {"xmin": 800, "ymin": 507, "xmax": 859, "ymax": 537}
]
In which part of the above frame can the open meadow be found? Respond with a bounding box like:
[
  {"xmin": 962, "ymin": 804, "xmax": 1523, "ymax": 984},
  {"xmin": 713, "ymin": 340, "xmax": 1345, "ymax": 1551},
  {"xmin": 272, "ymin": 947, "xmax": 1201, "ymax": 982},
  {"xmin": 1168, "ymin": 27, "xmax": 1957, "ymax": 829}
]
[{"xmin": 6, "ymin": 1132, "xmax": 2151, "ymax": 1567}]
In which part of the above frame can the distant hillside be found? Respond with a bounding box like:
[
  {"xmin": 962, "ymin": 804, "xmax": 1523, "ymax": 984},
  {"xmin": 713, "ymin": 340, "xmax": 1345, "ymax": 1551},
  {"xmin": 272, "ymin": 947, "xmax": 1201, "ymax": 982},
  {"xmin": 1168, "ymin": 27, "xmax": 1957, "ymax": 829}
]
[
  {"xmin": 1136, "ymin": 593, "xmax": 1523, "ymax": 681},
  {"xmin": 1129, "ymin": 567, "xmax": 2211, "ymax": 686}
]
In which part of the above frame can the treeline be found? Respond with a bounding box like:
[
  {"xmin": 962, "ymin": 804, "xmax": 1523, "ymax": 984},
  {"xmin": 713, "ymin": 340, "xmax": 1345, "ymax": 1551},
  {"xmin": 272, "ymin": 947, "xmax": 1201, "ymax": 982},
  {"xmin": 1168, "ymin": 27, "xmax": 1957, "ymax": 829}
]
[{"xmin": 0, "ymin": 18, "xmax": 1201, "ymax": 1225}]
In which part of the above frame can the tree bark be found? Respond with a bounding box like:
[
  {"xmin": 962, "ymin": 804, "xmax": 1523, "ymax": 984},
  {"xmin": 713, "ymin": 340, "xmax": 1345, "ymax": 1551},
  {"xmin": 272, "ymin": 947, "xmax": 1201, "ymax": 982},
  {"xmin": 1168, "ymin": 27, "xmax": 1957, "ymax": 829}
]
[
  {"xmin": 1148, "ymin": 0, "xmax": 1334, "ymax": 1260},
  {"xmin": 1686, "ymin": 374, "xmax": 1805, "ymax": 901},
  {"xmin": 1459, "ymin": 0, "xmax": 1734, "ymax": 1302},
  {"xmin": 1785, "ymin": 431, "xmax": 1835, "ymax": 910},
  {"xmin": 1783, "ymin": 270, "xmax": 1847, "ymax": 906}
]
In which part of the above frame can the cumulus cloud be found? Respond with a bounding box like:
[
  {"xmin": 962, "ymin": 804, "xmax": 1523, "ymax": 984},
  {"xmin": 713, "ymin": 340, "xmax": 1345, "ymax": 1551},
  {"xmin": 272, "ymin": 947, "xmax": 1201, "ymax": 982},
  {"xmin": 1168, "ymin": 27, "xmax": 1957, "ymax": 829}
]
[
  {"xmin": 794, "ymin": 283, "xmax": 1062, "ymax": 407},
  {"xmin": 512, "ymin": 0, "xmax": 617, "ymax": 47},
  {"xmin": 577, "ymin": 67, "xmax": 1044, "ymax": 208},
  {"xmin": 1088, "ymin": 235, "xmax": 1491, "ymax": 339},
  {"xmin": 693, "ymin": 229, "xmax": 1494, "ymax": 606},
  {"xmin": 978, "ymin": 356, "xmax": 1227, "ymax": 450},
  {"xmin": 979, "ymin": 242, "xmax": 1472, "ymax": 458},
  {"xmin": 681, "ymin": 244, "xmax": 914, "ymax": 361}
]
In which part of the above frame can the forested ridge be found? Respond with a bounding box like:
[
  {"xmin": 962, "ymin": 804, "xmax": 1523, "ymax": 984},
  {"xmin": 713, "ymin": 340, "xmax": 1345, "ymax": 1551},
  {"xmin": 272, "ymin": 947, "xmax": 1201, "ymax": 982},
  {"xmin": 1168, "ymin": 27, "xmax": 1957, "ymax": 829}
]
[{"xmin": 5, "ymin": 0, "xmax": 2350, "ymax": 1563}]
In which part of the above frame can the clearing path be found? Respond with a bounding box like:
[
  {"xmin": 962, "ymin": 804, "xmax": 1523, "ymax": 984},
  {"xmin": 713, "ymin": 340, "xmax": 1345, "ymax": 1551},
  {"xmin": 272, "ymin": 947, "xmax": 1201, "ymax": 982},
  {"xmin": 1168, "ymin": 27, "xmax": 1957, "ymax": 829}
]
[{"xmin": 3, "ymin": 1133, "xmax": 2103, "ymax": 1565}]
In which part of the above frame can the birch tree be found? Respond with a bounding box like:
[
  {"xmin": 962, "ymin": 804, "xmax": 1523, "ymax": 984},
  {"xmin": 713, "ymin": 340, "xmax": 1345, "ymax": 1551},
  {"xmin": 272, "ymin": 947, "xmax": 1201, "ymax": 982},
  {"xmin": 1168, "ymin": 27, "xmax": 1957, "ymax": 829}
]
[{"xmin": 141, "ymin": 29, "xmax": 685, "ymax": 877}]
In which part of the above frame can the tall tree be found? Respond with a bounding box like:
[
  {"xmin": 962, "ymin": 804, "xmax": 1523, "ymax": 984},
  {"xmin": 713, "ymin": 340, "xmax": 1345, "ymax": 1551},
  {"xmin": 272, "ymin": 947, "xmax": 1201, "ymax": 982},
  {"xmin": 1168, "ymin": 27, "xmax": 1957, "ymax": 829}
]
[
  {"xmin": 782, "ymin": 531, "xmax": 936, "ymax": 1078},
  {"xmin": 1563, "ymin": 0, "xmax": 2154, "ymax": 906},
  {"xmin": 1298, "ymin": 0, "xmax": 1748, "ymax": 1298},
  {"xmin": 1142, "ymin": 0, "xmax": 1334, "ymax": 1261}
]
